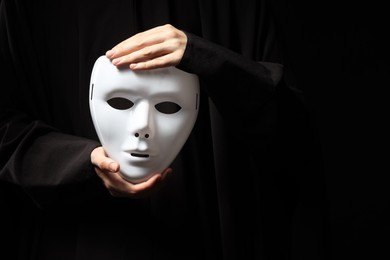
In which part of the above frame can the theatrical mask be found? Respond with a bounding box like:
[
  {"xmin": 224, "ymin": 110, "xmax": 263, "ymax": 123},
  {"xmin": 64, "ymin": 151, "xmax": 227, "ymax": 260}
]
[{"xmin": 89, "ymin": 56, "xmax": 200, "ymax": 183}]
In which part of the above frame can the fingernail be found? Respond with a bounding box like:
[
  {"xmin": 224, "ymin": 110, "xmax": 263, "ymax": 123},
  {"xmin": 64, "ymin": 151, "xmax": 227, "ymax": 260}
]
[
  {"xmin": 109, "ymin": 162, "xmax": 118, "ymax": 172},
  {"xmin": 106, "ymin": 50, "xmax": 114, "ymax": 58},
  {"xmin": 112, "ymin": 58, "xmax": 121, "ymax": 65}
]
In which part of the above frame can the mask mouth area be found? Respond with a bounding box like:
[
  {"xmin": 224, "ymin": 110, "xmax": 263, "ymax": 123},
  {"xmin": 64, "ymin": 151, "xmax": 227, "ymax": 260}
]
[{"xmin": 131, "ymin": 153, "xmax": 149, "ymax": 158}]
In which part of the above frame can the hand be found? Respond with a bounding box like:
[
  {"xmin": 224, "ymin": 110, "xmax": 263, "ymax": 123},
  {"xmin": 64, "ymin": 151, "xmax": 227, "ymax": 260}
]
[
  {"xmin": 90, "ymin": 147, "xmax": 172, "ymax": 198},
  {"xmin": 105, "ymin": 24, "xmax": 187, "ymax": 70}
]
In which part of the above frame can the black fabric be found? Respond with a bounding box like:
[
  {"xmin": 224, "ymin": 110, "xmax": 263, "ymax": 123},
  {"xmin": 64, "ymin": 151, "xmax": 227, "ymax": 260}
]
[{"xmin": 0, "ymin": 0, "xmax": 329, "ymax": 259}]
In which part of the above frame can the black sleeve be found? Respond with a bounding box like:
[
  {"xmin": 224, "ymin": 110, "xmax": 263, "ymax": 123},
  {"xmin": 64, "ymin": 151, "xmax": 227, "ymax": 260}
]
[
  {"xmin": 0, "ymin": 0, "xmax": 102, "ymax": 209},
  {"xmin": 177, "ymin": 32, "xmax": 284, "ymax": 125},
  {"xmin": 0, "ymin": 112, "xmax": 102, "ymax": 209}
]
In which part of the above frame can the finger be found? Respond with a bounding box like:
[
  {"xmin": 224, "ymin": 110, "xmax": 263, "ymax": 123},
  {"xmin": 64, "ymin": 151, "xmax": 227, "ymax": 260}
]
[
  {"xmin": 97, "ymin": 159, "xmax": 119, "ymax": 173},
  {"xmin": 107, "ymin": 27, "xmax": 167, "ymax": 59},
  {"xmin": 97, "ymin": 170, "xmax": 135, "ymax": 197},
  {"xmin": 94, "ymin": 167, "xmax": 106, "ymax": 179},
  {"xmin": 129, "ymin": 168, "xmax": 173, "ymax": 192},
  {"xmin": 91, "ymin": 147, "xmax": 119, "ymax": 172},
  {"xmin": 94, "ymin": 167, "xmax": 113, "ymax": 190},
  {"xmin": 111, "ymin": 43, "xmax": 166, "ymax": 66},
  {"xmin": 98, "ymin": 170, "xmax": 131, "ymax": 191},
  {"xmin": 110, "ymin": 35, "xmax": 163, "ymax": 59},
  {"xmin": 161, "ymin": 168, "xmax": 173, "ymax": 180},
  {"xmin": 129, "ymin": 173, "xmax": 163, "ymax": 193},
  {"xmin": 129, "ymin": 52, "xmax": 184, "ymax": 70}
]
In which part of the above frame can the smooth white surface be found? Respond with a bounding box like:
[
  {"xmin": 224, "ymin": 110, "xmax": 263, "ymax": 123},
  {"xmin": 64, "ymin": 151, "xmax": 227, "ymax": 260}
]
[{"xmin": 89, "ymin": 56, "xmax": 200, "ymax": 183}]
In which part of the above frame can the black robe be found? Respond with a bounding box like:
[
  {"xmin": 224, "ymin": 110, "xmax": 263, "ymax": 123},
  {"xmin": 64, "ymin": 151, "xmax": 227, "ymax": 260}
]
[{"xmin": 0, "ymin": 0, "xmax": 330, "ymax": 259}]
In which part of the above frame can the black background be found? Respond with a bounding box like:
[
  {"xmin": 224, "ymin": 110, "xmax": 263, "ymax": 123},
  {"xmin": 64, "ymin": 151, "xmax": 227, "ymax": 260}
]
[{"xmin": 273, "ymin": 1, "xmax": 389, "ymax": 258}]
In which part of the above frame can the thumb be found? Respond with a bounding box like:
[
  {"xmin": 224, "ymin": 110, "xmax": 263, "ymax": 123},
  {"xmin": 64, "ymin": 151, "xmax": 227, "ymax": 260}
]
[{"xmin": 91, "ymin": 147, "xmax": 120, "ymax": 172}]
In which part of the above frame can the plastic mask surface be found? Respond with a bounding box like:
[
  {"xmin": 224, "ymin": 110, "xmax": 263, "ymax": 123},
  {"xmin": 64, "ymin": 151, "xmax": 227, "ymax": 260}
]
[{"xmin": 89, "ymin": 56, "xmax": 200, "ymax": 183}]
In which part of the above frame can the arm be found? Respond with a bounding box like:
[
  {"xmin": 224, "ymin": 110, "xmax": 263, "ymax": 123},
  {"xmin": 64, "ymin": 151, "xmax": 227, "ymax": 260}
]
[
  {"xmin": 0, "ymin": 112, "xmax": 102, "ymax": 209},
  {"xmin": 0, "ymin": 1, "xmax": 102, "ymax": 209},
  {"xmin": 177, "ymin": 32, "xmax": 284, "ymax": 124}
]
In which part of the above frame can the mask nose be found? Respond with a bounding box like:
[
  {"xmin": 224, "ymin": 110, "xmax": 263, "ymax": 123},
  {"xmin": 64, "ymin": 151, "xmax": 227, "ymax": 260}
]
[
  {"xmin": 129, "ymin": 99, "xmax": 154, "ymax": 139},
  {"xmin": 134, "ymin": 132, "xmax": 150, "ymax": 139}
]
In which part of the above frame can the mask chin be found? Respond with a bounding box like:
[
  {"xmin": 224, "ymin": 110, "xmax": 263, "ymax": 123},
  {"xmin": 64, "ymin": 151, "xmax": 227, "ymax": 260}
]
[{"xmin": 89, "ymin": 55, "xmax": 200, "ymax": 183}]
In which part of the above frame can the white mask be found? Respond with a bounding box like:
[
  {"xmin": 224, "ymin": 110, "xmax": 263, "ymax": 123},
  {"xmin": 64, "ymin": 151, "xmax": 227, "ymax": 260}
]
[{"xmin": 89, "ymin": 56, "xmax": 200, "ymax": 183}]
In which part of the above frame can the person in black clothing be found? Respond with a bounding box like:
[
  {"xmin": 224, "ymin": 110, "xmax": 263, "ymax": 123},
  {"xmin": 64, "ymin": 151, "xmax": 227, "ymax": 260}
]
[{"xmin": 0, "ymin": 0, "xmax": 329, "ymax": 259}]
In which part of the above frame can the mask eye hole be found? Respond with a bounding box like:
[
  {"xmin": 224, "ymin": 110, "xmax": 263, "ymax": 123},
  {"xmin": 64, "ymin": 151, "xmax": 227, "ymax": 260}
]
[
  {"xmin": 107, "ymin": 97, "xmax": 134, "ymax": 110},
  {"xmin": 155, "ymin": 101, "xmax": 181, "ymax": 114}
]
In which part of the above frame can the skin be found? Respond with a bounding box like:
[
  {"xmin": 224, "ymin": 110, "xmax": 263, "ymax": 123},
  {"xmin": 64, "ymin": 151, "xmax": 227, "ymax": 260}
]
[
  {"xmin": 90, "ymin": 24, "xmax": 187, "ymax": 198},
  {"xmin": 107, "ymin": 24, "xmax": 187, "ymax": 70}
]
